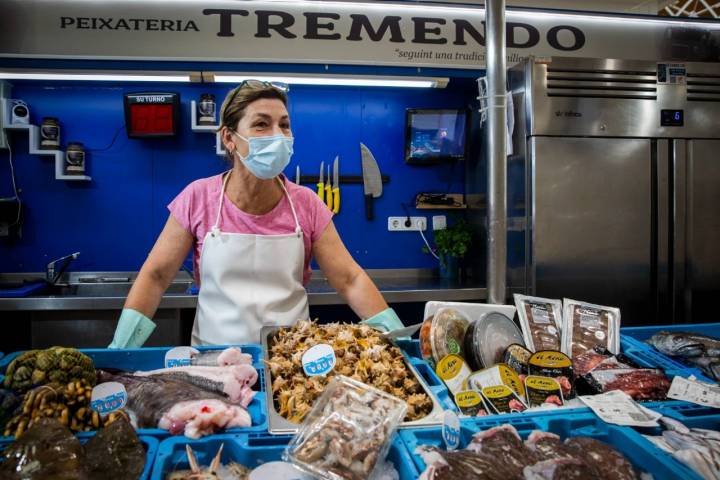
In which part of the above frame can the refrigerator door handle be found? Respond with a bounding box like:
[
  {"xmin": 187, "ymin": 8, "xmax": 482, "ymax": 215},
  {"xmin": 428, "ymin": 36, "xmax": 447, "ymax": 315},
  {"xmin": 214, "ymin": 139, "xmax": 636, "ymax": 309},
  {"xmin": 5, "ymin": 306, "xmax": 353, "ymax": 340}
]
[
  {"xmin": 672, "ymin": 139, "xmax": 690, "ymax": 323},
  {"xmin": 656, "ymin": 139, "xmax": 670, "ymax": 325}
]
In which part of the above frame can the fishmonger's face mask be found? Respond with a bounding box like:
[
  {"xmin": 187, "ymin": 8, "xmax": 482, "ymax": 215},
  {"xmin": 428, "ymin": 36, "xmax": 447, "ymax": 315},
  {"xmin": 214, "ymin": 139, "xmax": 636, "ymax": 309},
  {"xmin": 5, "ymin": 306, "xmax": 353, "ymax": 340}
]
[{"xmin": 232, "ymin": 131, "xmax": 294, "ymax": 180}]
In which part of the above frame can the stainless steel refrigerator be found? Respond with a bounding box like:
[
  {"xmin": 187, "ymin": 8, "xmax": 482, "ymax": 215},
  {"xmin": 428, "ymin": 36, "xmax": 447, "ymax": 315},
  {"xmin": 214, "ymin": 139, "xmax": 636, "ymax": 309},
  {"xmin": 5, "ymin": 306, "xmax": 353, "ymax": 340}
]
[{"xmin": 509, "ymin": 57, "xmax": 720, "ymax": 325}]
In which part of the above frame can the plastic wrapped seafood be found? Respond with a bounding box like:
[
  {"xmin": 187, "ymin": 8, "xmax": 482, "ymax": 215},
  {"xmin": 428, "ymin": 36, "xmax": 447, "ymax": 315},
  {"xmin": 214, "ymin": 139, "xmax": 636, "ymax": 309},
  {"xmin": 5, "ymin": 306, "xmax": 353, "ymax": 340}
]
[
  {"xmin": 514, "ymin": 295, "xmax": 564, "ymax": 352},
  {"xmin": 561, "ymin": 299, "xmax": 620, "ymax": 358},
  {"xmin": 285, "ymin": 375, "xmax": 406, "ymax": 480}
]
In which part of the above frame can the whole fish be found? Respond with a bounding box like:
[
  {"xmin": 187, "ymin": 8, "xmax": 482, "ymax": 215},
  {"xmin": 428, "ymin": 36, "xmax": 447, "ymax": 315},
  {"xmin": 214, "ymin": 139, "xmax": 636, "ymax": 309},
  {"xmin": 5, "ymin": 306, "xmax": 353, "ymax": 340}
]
[
  {"xmin": 646, "ymin": 332, "xmax": 710, "ymax": 357},
  {"xmin": 685, "ymin": 356, "xmax": 720, "ymax": 381}
]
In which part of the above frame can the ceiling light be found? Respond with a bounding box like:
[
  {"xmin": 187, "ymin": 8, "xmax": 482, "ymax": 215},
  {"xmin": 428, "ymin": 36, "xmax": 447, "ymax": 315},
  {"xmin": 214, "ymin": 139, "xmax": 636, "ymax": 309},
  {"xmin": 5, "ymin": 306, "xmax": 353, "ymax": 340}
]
[
  {"xmin": 0, "ymin": 70, "xmax": 198, "ymax": 82},
  {"xmin": 206, "ymin": 73, "xmax": 448, "ymax": 88}
]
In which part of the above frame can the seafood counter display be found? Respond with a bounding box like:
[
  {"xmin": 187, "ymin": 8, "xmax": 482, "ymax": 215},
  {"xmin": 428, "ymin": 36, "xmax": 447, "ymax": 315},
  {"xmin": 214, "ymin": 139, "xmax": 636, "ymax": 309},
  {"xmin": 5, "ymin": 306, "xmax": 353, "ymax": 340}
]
[{"xmin": 263, "ymin": 320, "xmax": 444, "ymax": 433}]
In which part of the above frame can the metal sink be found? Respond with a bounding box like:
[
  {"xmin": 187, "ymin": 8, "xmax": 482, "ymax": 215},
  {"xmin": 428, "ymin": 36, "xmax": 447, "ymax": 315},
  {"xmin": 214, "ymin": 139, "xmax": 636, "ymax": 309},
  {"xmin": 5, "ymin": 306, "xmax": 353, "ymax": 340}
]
[{"xmin": 39, "ymin": 281, "xmax": 192, "ymax": 297}]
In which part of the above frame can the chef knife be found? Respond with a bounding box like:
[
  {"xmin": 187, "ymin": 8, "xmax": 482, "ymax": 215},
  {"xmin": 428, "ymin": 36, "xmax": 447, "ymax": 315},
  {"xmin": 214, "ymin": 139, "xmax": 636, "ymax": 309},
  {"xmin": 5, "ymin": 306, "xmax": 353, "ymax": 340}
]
[
  {"xmin": 332, "ymin": 155, "xmax": 340, "ymax": 214},
  {"xmin": 380, "ymin": 322, "xmax": 423, "ymax": 340},
  {"xmin": 317, "ymin": 161, "xmax": 325, "ymax": 202},
  {"xmin": 360, "ymin": 143, "xmax": 383, "ymax": 220},
  {"xmin": 325, "ymin": 164, "xmax": 333, "ymax": 211}
]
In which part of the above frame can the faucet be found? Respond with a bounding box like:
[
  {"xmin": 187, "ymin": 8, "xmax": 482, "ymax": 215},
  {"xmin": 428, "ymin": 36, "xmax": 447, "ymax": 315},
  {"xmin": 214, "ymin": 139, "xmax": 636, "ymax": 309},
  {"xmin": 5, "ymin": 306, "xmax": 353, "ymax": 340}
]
[{"xmin": 46, "ymin": 252, "xmax": 80, "ymax": 284}]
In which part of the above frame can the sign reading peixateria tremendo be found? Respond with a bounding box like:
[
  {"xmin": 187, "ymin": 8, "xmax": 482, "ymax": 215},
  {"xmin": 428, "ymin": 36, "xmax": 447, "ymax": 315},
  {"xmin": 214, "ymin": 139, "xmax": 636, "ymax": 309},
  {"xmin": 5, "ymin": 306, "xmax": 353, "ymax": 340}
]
[{"xmin": 0, "ymin": 0, "xmax": 718, "ymax": 69}]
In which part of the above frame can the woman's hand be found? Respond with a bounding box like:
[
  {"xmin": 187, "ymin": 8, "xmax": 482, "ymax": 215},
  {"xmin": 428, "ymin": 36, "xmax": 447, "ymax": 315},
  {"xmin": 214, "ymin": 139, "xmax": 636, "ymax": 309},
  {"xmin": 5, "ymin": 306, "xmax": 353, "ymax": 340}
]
[
  {"xmin": 312, "ymin": 221, "xmax": 389, "ymax": 319},
  {"xmin": 123, "ymin": 215, "xmax": 193, "ymax": 318}
]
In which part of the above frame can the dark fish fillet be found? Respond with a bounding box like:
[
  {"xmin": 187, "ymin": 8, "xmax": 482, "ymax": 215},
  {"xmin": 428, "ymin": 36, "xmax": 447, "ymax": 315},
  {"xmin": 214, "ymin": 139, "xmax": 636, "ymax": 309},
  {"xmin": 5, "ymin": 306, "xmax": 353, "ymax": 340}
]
[
  {"xmin": 524, "ymin": 458, "xmax": 600, "ymax": 480},
  {"xmin": 563, "ymin": 437, "xmax": 638, "ymax": 480},
  {"xmin": 525, "ymin": 431, "xmax": 573, "ymax": 461},
  {"xmin": 97, "ymin": 370, "xmax": 230, "ymax": 428},
  {"xmin": 417, "ymin": 446, "xmax": 524, "ymax": 480},
  {"xmin": 0, "ymin": 418, "xmax": 85, "ymax": 479},
  {"xmin": 468, "ymin": 425, "xmax": 539, "ymax": 474},
  {"xmin": 84, "ymin": 418, "xmax": 146, "ymax": 480}
]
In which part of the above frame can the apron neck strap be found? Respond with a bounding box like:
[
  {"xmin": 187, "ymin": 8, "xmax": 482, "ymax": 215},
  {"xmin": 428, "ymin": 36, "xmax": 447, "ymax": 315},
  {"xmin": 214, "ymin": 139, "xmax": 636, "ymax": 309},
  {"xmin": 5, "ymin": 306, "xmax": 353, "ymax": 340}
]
[
  {"xmin": 213, "ymin": 171, "xmax": 302, "ymax": 236},
  {"xmin": 276, "ymin": 176, "xmax": 302, "ymax": 235}
]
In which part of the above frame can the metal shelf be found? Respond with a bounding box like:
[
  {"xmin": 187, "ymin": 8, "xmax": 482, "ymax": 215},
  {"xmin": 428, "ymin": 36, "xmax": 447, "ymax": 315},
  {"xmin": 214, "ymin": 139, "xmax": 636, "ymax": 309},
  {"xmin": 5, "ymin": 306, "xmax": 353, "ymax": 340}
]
[
  {"xmin": 1, "ymin": 99, "xmax": 91, "ymax": 181},
  {"xmin": 189, "ymin": 100, "xmax": 225, "ymax": 156}
]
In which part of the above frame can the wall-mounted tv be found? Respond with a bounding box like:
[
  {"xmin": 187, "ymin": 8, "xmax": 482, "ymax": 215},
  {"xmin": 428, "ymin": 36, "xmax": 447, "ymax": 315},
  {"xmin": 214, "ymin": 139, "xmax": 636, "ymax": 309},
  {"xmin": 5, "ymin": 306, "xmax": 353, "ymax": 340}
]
[{"xmin": 404, "ymin": 108, "xmax": 468, "ymax": 165}]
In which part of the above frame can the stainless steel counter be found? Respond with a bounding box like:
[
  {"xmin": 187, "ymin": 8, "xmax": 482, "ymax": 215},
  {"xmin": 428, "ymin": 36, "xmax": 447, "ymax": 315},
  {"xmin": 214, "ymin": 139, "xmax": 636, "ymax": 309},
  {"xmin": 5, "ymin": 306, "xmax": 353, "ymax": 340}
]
[{"xmin": 0, "ymin": 269, "xmax": 488, "ymax": 311}]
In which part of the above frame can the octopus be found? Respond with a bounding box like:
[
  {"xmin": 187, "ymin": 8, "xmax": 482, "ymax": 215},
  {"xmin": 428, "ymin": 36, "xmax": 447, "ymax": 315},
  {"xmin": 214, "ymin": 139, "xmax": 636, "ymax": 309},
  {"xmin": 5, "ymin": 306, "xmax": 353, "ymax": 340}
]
[{"xmin": 267, "ymin": 320, "xmax": 433, "ymax": 423}]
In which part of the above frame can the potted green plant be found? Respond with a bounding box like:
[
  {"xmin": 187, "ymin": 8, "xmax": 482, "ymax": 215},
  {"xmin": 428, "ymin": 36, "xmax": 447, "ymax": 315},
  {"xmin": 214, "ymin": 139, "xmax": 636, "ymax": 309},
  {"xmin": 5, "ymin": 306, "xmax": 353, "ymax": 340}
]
[{"xmin": 425, "ymin": 218, "xmax": 473, "ymax": 279}]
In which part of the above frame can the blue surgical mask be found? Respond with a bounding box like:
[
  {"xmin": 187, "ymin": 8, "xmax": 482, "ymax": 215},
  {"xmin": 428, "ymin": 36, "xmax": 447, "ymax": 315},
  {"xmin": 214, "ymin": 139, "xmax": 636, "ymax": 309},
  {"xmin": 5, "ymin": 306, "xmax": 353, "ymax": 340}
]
[{"xmin": 232, "ymin": 132, "xmax": 294, "ymax": 180}]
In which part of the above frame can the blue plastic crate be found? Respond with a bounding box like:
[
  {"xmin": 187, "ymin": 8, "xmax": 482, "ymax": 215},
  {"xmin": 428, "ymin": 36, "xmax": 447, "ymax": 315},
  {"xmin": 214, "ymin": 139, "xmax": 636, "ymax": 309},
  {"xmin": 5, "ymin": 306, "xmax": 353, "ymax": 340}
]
[
  {"xmin": 643, "ymin": 399, "xmax": 720, "ymax": 422},
  {"xmin": 622, "ymin": 322, "xmax": 720, "ymax": 343},
  {"xmin": 407, "ymin": 355, "xmax": 457, "ymax": 413},
  {"xmin": 0, "ymin": 434, "xmax": 158, "ymax": 480},
  {"xmin": 0, "ymin": 345, "xmax": 269, "ymax": 439},
  {"xmin": 0, "ymin": 344, "xmax": 264, "ymax": 373},
  {"xmin": 399, "ymin": 411, "xmax": 702, "ymax": 480},
  {"xmin": 620, "ymin": 336, "xmax": 712, "ymax": 382},
  {"xmin": 151, "ymin": 432, "xmax": 419, "ymax": 480}
]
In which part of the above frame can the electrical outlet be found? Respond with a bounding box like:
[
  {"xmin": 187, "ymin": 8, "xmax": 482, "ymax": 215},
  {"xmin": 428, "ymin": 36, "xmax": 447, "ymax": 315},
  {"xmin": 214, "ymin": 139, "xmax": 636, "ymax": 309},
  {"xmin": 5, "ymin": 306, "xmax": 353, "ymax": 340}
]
[
  {"xmin": 432, "ymin": 215, "xmax": 447, "ymax": 230},
  {"xmin": 388, "ymin": 216, "xmax": 427, "ymax": 231}
]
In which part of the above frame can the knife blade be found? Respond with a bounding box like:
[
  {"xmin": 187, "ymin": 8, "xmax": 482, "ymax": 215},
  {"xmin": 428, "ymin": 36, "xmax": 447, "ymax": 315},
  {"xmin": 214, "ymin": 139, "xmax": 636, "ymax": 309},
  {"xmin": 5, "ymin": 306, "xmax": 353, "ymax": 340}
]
[
  {"xmin": 317, "ymin": 161, "xmax": 325, "ymax": 202},
  {"xmin": 360, "ymin": 143, "xmax": 383, "ymax": 220},
  {"xmin": 380, "ymin": 323, "xmax": 423, "ymax": 340},
  {"xmin": 332, "ymin": 155, "xmax": 340, "ymax": 214},
  {"xmin": 295, "ymin": 165, "xmax": 300, "ymax": 184}
]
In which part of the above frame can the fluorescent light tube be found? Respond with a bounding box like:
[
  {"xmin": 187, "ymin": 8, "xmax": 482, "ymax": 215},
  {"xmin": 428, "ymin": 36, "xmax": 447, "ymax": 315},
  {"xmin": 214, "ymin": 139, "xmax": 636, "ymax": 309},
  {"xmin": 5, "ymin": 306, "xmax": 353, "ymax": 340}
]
[
  {"xmin": 208, "ymin": 74, "xmax": 447, "ymax": 88},
  {"xmin": 0, "ymin": 71, "xmax": 193, "ymax": 82}
]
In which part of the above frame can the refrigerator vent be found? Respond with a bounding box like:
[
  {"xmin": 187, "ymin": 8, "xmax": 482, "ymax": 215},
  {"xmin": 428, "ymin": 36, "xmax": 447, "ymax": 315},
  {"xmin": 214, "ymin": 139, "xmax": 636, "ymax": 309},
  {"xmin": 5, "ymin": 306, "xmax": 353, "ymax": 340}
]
[
  {"xmin": 687, "ymin": 73, "xmax": 720, "ymax": 102},
  {"xmin": 545, "ymin": 68, "xmax": 657, "ymax": 100}
]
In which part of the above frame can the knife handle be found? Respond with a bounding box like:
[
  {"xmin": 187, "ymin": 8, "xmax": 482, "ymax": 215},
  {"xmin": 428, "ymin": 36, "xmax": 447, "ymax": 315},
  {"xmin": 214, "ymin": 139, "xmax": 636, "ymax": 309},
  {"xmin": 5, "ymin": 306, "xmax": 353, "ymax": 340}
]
[
  {"xmin": 332, "ymin": 187, "xmax": 340, "ymax": 214},
  {"xmin": 325, "ymin": 184, "xmax": 333, "ymax": 211},
  {"xmin": 317, "ymin": 182, "xmax": 325, "ymax": 202},
  {"xmin": 365, "ymin": 194, "xmax": 374, "ymax": 220}
]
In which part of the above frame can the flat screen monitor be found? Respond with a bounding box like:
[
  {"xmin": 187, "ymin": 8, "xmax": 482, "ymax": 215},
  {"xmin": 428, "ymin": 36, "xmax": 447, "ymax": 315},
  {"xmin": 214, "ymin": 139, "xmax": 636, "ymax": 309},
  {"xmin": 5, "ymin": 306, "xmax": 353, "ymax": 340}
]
[{"xmin": 405, "ymin": 108, "xmax": 468, "ymax": 164}]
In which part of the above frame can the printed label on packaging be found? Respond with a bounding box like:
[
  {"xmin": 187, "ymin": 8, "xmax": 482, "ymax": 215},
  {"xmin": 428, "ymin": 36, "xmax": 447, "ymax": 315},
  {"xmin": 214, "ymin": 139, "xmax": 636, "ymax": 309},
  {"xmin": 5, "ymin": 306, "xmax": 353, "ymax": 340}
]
[
  {"xmin": 529, "ymin": 351, "xmax": 572, "ymax": 369},
  {"xmin": 164, "ymin": 346, "xmax": 200, "ymax": 368},
  {"xmin": 531, "ymin": 305, "xmax": 551, "ymax": 325},
  {"xmin": 302, "ymin": 344, "xmax": 336, "ymax": 377},
  {"xmin": 436, "ymin": 354, "xmax": 472, "ymax": 395},
  {"xmin": 579, "ymin": 390, "xmax": 662, "ymax": 427},
  {"xmin": 249, "ymin": 462, "xmax": 311, "ymax": 480},
  {"xmin": 524, "ymin": 375, "xmax": 564, "ymax": 407},
  {"xmin": 91, "ymin": 382, "xmax": 128, "ymax": 416},
  {"xmin": 454, "ymin": 390, "xmax": 489, "ymax": 416},
  {"xmin": 481, "ymin": 385, "xmax": 527, "ymax": 414},
  {"xmin": 667, "ymin": 375, "xmax": 720, "ymax": 409},
  {"xmin": 442, "ymin": 410, "xmax": 461, "ymax": 450},
  {"xmin": 466, "ymin": 364, "xmax": 524, "ymax": 398}
]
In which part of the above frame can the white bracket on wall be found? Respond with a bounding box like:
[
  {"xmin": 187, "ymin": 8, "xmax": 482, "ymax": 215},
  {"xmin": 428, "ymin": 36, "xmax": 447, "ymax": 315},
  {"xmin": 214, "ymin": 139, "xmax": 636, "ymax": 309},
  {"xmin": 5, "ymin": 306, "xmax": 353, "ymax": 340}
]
[
  {"xmin": 1, "ymin": 99, "xmax": 91, "ymax": 181},
  {"xmin": 190, "ymin": 100, "xmax": 225, "ymax": 156}
]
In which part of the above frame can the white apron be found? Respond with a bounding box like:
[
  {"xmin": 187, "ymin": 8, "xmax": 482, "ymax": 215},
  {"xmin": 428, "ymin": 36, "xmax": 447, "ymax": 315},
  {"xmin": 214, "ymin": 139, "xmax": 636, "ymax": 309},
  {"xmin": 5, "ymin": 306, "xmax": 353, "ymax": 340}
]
[{"xmin": 191, "ymin": 172, "xmax": 310, "ymax": 346}]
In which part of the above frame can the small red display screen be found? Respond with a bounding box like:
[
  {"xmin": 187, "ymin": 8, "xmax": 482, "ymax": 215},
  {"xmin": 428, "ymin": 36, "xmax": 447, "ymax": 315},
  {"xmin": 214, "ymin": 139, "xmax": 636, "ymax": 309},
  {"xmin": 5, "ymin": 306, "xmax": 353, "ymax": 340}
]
[
  {"xmin": 123, "ymin": 92, "xmax": 179, "ymax": 138},
  {"xmin": 128, "ymin": 104, "xmax": 174, "ymax": 135}
]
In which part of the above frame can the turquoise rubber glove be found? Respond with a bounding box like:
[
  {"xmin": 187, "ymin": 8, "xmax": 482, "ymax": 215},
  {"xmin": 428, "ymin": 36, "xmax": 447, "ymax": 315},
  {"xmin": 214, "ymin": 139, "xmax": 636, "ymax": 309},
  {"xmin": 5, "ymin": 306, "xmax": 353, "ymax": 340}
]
[
  {"xmin": 361, "ymin": 308, "xmax": 404, "ymax": 333},
  {"xmin": 108, "ymin": 308, "xmax": 156, "ymax": 349}
]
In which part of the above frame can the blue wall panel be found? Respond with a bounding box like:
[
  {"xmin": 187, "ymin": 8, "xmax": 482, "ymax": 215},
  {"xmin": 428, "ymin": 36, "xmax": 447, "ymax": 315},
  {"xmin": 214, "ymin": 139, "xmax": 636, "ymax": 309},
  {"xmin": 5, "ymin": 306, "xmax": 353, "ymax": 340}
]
[{"xmin": 0, "ymin": 79, "xmax": 479, "ymax": 274}]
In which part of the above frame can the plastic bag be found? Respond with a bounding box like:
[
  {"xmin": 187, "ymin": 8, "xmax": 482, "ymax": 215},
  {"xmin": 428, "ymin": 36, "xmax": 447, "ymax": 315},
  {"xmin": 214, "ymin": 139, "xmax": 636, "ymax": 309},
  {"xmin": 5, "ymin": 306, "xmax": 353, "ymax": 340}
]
[
  {"xmin": 514, "ymin": 294, "xmax": 563, "ymax": 352},
  {"xmin": 561, "ymin": 299, "xmax": 620, "ymax": 358},
  {"xmin": 284, "ymin": 375, "xmax": 407, "ymax": 480}
]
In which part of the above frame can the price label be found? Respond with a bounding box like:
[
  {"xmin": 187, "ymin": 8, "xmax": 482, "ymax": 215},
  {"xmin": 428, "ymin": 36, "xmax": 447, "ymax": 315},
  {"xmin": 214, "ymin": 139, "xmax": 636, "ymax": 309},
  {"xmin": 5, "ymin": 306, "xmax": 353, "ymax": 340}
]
[
  {"xmin": 668, "ymin": 376, "xmax": 720, "ymax": 408},
  {"xmin": 302, "ymin": 344, "xmax": 336, "ymax": 377},
  {"xmin": 442, "ymin": 410, "xmax": 461, "ymax": 450},
  {"xmin": 579, "ymin": 391, "xmax": 661, "ymax": 427},
  {"xmin": 164, "ymin": 346, "xmax": 199, "ymax": 368},
  {"xmin": 90, "ymin": 382, "xmax": 128, "ymax": 416}
]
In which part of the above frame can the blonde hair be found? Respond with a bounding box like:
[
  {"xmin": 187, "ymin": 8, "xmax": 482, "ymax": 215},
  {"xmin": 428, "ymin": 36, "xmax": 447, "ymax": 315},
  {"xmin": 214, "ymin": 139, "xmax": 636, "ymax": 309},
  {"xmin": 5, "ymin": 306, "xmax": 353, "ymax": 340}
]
[{"xmin": 219, "ymin": 82, "xmax": 289, "ymax": 131}]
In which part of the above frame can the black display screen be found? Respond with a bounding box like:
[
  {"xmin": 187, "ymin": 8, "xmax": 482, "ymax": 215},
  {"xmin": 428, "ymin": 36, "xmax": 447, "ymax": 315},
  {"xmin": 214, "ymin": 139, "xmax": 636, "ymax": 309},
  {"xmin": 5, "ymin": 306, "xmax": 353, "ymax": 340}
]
[
  {"xmin": 404, "ymin": 108, "xmax": 468, "ymax": 164},
  {"xmin": 661, "ymin": 109, "xmax": 684, "ymax": 127}
]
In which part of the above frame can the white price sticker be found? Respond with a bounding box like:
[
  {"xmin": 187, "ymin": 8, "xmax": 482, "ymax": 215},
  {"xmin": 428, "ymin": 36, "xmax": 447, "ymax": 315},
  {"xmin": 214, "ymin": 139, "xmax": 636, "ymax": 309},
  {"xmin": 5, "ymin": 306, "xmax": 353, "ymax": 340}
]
[
  {"xmin": 91, "ymin": 382, "xmax": 128, "ymax": 416},
  {"xmin": 579, "ymin": 391, "xmax": 662, "ymax": 427},
  {"xmin": 667, "ymin": 376, "xmax": 720, "ymax": 409},
  {"xmin": 302, "ymin": 344, "xmax": 336, "ymax": 377},
  {"xmin": 442, "ymin": 410, "xmax": 461, "ymax": 450},
  {"xmin": 164, "ymin": 346, "xmax": 199, "ymax": 368}
]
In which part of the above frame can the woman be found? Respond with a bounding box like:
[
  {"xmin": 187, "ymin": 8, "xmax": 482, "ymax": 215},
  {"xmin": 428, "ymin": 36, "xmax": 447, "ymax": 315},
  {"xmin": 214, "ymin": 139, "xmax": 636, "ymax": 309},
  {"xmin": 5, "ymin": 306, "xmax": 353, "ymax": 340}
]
[{"xmin": 110, "ymin": 80, "xmax": 403, "ymax": 347}]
